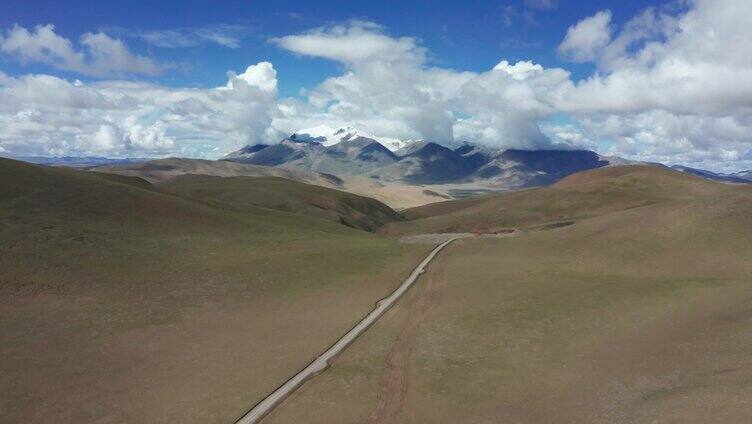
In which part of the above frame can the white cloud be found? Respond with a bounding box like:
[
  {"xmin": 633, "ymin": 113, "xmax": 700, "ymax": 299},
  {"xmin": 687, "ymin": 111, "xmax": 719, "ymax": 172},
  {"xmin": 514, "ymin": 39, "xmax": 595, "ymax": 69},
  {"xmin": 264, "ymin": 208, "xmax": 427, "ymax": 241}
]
[
  {"xmin": 76, "ymin": 124, "xmax": 126, "ymax": 153},
  {"xmin": 225, "ymin": 62, "xmax": 277, "ymax": 92},
  {"xmin": 493, "ymin": 60, "xmax": 544, "ymax": 80},
  {"xmin": 1, "ymin": 24, "xmax": 85, "ymax": 70},
  {"xmin": 558, "ymin": 10, "xmax": 612, "ymax": 62},
  {"xmin": 553, "ymin": 0, "xmax": 752, "ymax": 170},
  {"xmin": 272, "ymin": 21, "xmax": 425, "ymax": 66},
  {"xmin": 270, "ymin": 21, "xmax": 568, "ymax": 148},
  {"xmin": 0, "ymin": 63, "xmax": 279, "ymax": 157},
  {"xmin": 79, "ymin": 32, "xmax": 161, "ymax": 76},
  {"xmin": 0, "ymin": 24, "xmax": 162, "ymax": 77},
  {"xmin": 578, "ymin": 111, "xmax": 752, "ymax": 172},
  {"xmin": 540, "ymin": 123, "xmax": 597, "ymax": 150}
]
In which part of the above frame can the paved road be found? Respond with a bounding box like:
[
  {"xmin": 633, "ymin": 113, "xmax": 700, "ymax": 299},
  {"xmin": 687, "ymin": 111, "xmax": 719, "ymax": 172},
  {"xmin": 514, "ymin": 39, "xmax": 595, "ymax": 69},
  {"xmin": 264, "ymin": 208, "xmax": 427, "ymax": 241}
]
[{"xmin": 235, "ymin": 236, "xmax": 466, "ymax": 424}]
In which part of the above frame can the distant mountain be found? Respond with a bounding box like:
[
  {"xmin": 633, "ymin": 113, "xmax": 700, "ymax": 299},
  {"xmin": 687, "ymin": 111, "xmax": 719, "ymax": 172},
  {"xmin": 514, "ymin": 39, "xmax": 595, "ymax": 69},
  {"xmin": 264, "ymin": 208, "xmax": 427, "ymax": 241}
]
[
  {"xmin": 733, "ymin": 170, "xmax": 752, "ymax": 180},
  {"xmin": 223, "ymin": 139, "xmax": 319, "ymax": 167},
  {"xmin": 290, "ymin": 125, "xmax": 417, "ymax": 152},
  {"xmin": 369, "ymin": 142, "xmax": 477, "ymax": 184},
  {"xmin": 671, "ymin": 165, "xmax": 752, "ymax": 184},
  {"xmin": 4, "ymin": 156, "xmax": 147, "ymax": 168},
  {"xmin": 224, "ymin": 135, "xmax": 400, "ymax": 175},
  {"xmin": 223, "ymin": 133, "xmax": 629, "ymax": 189},
  {"xmin": 476, "ymin": 149, "xmax": 611, "ymax": 187}
]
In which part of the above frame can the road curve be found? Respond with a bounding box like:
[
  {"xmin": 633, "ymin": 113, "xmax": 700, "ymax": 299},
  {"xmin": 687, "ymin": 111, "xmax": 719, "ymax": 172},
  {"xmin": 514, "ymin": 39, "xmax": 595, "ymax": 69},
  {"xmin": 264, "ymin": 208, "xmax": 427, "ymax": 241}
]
[{"xmin": 235, "ymin": 236, "xmax": 465, "ymax": 424}]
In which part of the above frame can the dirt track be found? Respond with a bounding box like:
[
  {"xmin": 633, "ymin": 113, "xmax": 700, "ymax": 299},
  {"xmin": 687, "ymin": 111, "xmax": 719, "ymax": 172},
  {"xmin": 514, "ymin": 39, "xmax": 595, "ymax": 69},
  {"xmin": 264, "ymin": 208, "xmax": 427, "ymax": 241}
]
[
  {"xmin": 235, "ymin": 237, "xmax": 465, "ymax": 424},
  {"xmin": 371, "ymin": 276, "xmax": 442, "ymax": 424}
]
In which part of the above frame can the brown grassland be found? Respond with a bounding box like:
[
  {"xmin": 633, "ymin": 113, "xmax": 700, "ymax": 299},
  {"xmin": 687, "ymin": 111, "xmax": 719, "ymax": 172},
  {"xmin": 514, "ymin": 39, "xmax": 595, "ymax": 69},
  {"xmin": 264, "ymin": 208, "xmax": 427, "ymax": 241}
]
[
  {"xmin": 269, "ymin": 166, "xmax": 752, "ymax": 423},
  {"xmin": 0, "ymin": 158, "xmax": 430, "ymax": 423},
  {"xmin": 3, "ymin": 161, "xmax": 751, "ymax": 423}
]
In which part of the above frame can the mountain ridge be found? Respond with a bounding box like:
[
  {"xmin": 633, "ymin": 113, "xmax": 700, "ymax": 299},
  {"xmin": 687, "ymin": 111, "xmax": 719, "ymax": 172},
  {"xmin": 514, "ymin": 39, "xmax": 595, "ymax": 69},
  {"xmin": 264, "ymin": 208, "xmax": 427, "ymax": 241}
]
[
  {"xmin": 671, "ymin": 164, "xmax": 752, "ymax": 183},
  {"xmin": 222, "ymin": 132, "xmax": 633, "ymax": 189}
]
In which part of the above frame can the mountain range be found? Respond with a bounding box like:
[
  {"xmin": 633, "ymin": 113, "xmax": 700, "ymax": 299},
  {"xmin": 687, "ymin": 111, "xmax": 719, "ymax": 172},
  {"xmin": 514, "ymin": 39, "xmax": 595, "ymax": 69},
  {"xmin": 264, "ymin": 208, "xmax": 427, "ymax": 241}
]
[
  {"xmin": 222, "ymin": 126, "xmax": 633, "ymax": 189},
  {"xmin": 6, "ymin": 126, "xmax": 751, "ymax": 192},
  {"xmin": 7, "ymin": 156, "xmax": 148, "ymax": 168},
  {"xmin": 670, "ymin": 165, "xmax": 752, "ymax": 184}
]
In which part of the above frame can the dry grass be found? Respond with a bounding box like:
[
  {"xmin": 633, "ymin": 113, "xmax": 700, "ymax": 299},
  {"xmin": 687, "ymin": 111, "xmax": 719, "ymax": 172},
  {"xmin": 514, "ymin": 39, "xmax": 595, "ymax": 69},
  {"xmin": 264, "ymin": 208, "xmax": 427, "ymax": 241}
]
[
  {"xmin": 0, "ymin": 158, "xmax": 430, "ymax": 423},
  {"xmin": 95, "ymin": 157, "xmax": 451, "ymax": 210},
  {"xmin": 160, "ymin": 174, "xmax": 404, "ymax": 231},
  {"xmin": 381, "ymin": 165, "xmax": 726, "ymax": 235},
  {"xmin": 269, "ymin": 166, "xmax": 752, "ymax": 423}
]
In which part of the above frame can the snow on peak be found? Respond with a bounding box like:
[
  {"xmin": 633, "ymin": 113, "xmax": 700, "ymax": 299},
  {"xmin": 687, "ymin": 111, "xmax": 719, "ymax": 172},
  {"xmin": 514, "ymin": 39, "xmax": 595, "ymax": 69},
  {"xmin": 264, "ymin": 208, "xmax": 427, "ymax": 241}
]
[{"xmin": 292, "ymin": 125, "xmax": 415, "ymax": 152}]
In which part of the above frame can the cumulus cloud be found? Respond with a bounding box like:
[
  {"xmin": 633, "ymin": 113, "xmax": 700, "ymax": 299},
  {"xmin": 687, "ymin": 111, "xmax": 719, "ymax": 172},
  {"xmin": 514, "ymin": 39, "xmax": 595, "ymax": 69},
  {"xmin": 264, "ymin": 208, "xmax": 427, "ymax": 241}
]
[
  {"xmin": 558, "ymin": 10, "xmax": 612, "ymax": 62},
  {"xmin": 271, "ymin": 21, "xmax": 569, "ymax": 148},
  {"xmin": 554, "ymin": 0, "xmax": 752, "ymax": 170},
  {"xmin": 273, "ymin": 6, "xmax": 752, "ymax": 169},
  {"xmin": 0, "ymin": 63, "xmax": 279, "ymax": 157},
  {"xmin": 0, "ymin": 24, "xmax": 162, "ymax": 77},
  {"xmin": 559, "ymin": 2, "xmax": 752, "ymax": 116},
  {"xmin": 224, "ymin": 62, "xmax": 277, "ymax": 92},
  {"xmin": 493, "ymin": 60, "xmax": 544, "ymax": 80}
]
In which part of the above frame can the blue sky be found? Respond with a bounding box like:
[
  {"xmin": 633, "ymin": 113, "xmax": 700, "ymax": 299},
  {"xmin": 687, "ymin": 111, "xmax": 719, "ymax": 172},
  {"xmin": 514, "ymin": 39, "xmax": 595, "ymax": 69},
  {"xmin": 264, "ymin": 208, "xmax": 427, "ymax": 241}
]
[
  {"xmin": 0, "ymin": 0, "xmax": 657, "ymax": 94},
  {"xmin": 0, "ymin": 0, "xmax": 750, "ymax": 172}
]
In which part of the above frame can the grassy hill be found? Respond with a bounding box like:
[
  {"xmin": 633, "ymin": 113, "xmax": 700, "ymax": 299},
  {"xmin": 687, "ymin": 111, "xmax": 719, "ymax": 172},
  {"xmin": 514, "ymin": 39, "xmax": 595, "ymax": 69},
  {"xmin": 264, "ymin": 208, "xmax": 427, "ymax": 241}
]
[
  {"xmin": 270, "ymin": 165, "xmax": 752, "ymax": 423},
  {"xmin": 160, "ymin": 174, "xmax": 403, "ymax": 232},
  {"xmin": 382, "ymin": 165, "xmax": 726, "ymax": 235},
  {"xmin": 0, "ymin": 158, "xmax": 430, "ymax": 423},
  {"xmin": 94, "ymin": 157, "xmax": 451, "ymax": 209}
]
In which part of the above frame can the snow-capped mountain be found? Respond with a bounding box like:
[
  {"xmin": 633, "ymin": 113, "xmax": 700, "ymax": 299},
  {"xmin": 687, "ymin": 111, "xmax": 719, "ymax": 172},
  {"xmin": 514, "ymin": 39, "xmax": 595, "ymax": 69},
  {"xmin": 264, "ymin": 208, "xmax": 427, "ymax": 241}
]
[{"xmin": 291, "ymin": 125, "xmax": 416, "ymax": 152}]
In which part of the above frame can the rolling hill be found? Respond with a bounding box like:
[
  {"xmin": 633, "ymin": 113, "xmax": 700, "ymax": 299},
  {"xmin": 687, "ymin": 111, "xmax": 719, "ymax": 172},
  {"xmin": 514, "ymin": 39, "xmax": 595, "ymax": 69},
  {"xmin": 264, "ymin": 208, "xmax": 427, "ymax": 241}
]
[
  {"xmin": 93, "ymin": 157, "xmax": 450, "ymax": 209},
  {"xmin": 381, "ymin": 165, "xmax": 726, "ymax": 236},
  {"xmin": 0, "ymin": 158, "xmax": 430, "ymax": 424},
  {"xmin": 270, "ymin": 164, "xmax": 752, "ymax": 423},
  {"xmin": 160, "ymin": 174, "xmax": 403, "ymax": 232}
]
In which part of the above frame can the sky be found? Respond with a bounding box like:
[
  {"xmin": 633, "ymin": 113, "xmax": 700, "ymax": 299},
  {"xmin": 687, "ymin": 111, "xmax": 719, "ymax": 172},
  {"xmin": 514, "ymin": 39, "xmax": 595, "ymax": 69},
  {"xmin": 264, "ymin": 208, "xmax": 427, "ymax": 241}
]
[{"xmin": 0, "ymin": 0, "xmax": 751, "ymax": 172}]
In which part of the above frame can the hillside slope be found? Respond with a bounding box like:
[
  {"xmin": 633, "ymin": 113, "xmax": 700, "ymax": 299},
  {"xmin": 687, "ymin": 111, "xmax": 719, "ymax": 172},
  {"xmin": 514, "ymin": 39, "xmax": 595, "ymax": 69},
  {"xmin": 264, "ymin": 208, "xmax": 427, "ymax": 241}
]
[
  {"xmin": 382, "ymin": 165, "xmax": 726, "ymax": 235},
  {"xmin": 0, "ymin": 158, "xmax": 429, "ymax": 424},
  {"xmin": 161, "ymin": 174, "xmax": 403, "ymax": 231},
  {"xmin": 94, "ymin": 157, "xmax": 449, "ymax": 209},
  {"xmin": 93, "ymin": 157, "xmax": 341, "ymax": 185},
  {"xmin": 271, "ymin": 164, "xmax": 752, "ymax": 423}
]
